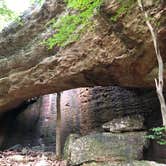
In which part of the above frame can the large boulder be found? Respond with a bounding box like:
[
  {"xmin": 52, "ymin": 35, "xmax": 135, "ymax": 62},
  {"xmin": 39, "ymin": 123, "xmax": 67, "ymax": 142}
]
[
  {"xmin": 64, "ymin": 132, "xmax": 149, "ymax": 165},
  {"xmin": 102, "ymin": 115, "xmax": 145, "ymax": 132},
  {"xmin": 0, "ymin": 0, "xmax": 166, "ymax": 112}
]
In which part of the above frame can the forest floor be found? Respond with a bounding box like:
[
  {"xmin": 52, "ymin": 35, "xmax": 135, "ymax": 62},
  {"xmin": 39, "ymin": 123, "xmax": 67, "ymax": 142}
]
[{"xmin": 0, "ymin": 147, "xmax": 67, "ymax": 166}]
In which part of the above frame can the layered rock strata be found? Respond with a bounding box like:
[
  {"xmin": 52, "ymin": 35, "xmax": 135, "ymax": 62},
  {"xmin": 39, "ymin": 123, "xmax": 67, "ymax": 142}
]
[{"xmin": 0, "ymin": 0, "xmax": 166, "ymax": 112}]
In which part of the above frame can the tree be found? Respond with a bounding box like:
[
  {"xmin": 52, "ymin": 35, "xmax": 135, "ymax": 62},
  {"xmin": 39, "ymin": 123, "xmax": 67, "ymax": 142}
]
[
  {"xmin": 0, "ymin": 0, "xmax": 14, "ymax": 18},
  {"xmin": 0, "ymin": 0, "xmax": 16, "ymax": 30},
  {"xmin": 137, "ymin": 0, "xmax": 166, "ymax": 127},
  {"xmin": 56, "ymin": 92, "xmax": 62, "ymax": 159}
]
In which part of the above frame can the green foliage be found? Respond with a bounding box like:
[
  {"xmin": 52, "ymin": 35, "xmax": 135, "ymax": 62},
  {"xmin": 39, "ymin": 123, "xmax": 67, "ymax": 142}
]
[
  {"xmin": 111, "ymin": 0, "xmax": 135, "ymax": 22},
  {"xmin": 44, "ymin": 0, "xmax": 102, "ymax": 49},
  {"xmin": 0, "ymin": 0, "xmax": 44, "ymax": 30},
  {"xmin": 146, "ymin": 126, "xmax": 166, "ymax": 145},
  {"xmin": 0, "ymin": 0, "xmax": 18, "ymax": 30},
  {"xmin": 30, "ymin": 0, "xmax": 45, "ymax": 5},
  {"xmin": 0, "ymin": 1, "xmax": 17, "ymax": 20}
]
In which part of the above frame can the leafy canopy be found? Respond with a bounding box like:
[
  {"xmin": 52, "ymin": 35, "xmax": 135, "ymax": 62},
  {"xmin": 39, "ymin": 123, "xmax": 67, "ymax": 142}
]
[
  {"xmin": 0, "ymin": 1, "xmax": 14, "ymax": 18},
  {"xmin": 0, "ymin": 0, "xmax": 44, "ymax": 30},
  {"xmin": 44, "ymin": 0, "xmax": 102, "ymax": 49},
  {"xmin": 0, "ymin": 0, "xmax": 17, "ymax": 29}
]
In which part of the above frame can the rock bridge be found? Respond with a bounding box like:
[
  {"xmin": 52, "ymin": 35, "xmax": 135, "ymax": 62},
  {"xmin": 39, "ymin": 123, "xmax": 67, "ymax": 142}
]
[
  {"xmin": 0, "ymin": 0, "xmax": 166, "ymax": 165},
  {"xmin": 0, "ymin": 0, "xmax": 166, "ymax": 112}
]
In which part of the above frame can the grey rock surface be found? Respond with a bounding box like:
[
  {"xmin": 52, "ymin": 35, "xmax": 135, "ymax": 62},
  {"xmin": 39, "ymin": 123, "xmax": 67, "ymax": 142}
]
[
  {"xmin": 82, "ymin": 161, "xmax": 166, "ymax": 166},
  {"xmin": 102, "ymin": 115, "xmax": 145, "ymax": 132},
  {"xmin": 63, "ymin": 134, "xmax": 80, "ymax": 161},
  {"xmin": 64, "ymin": 132, "xmax": 149, "ymax": 165}
]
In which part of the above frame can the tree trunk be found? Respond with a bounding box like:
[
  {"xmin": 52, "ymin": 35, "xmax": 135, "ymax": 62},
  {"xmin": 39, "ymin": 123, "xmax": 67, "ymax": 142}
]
[
  {"xmin": 137, "ymin": 0, "xmax": 166, "ymax": 126},
  {"xmin": 56, "ymin": 92, "xmax": 61, "ymax": 159}
]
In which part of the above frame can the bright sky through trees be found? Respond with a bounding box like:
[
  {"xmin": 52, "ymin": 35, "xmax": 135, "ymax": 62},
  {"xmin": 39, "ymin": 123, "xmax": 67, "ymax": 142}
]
[
  {"xmin": 0, "ymin": 0, "xmax": 32, "ymax": 30},
  {"xmin": 5, "ymin": 0, "xmax": 31, "ymax": 14}
]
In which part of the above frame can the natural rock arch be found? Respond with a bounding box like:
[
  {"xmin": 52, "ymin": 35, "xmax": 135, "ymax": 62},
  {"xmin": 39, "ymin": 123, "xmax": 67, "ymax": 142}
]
[{"xmin": 0, "ymin": 0, "xmax": 166, "ymax": 112}]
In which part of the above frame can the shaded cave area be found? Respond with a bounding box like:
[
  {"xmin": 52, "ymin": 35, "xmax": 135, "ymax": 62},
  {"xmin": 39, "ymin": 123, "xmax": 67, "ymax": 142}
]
[{"xmin": 0, "ymin": 86, "xmax": 165, "ymax": 163}]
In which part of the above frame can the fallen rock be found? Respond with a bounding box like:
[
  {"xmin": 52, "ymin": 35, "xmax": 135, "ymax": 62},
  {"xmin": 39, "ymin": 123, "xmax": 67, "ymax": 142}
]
[
  {"xmin": 102, "ymin": 115, "xmax": 145, "ymax": 132},
  {"xmin": 64, "ymin": 132, "xmax": 149, "ymax": 165},
  {"xmin": 82, "ymin": 161, "xmax": 166, "ymax": 166}
]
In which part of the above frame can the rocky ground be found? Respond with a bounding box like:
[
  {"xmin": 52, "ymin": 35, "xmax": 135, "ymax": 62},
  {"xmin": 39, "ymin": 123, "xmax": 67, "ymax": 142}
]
[{"xmin": 0, "ymin": 147, "xmax": 67, "ymax": 166}]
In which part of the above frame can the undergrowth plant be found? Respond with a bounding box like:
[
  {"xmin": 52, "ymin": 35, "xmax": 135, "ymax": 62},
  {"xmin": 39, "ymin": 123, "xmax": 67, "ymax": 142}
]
[
  {"xmin": 44, "ymin": 0, "xmax": 102, "ymax": 49},
  {"xmin": 146, "ymin": 126, "xmax": 166, "ymax": 145}
]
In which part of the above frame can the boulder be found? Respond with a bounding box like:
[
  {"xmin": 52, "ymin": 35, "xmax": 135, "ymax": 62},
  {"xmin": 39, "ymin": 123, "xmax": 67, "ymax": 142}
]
[
  {"xmin": 102, "ymin": 115, "xmax": 145, "ymax": 132},
  {"xmin": 63, "ymin": 134, "xmax": 80, "ymax": 161},
  {"xmin": 82, "ymin": 161, "xmax": 166, "ymax": 166},
  {"xmin": 64, "ymin": 132, "xmax": 149, "ymax": 165}
]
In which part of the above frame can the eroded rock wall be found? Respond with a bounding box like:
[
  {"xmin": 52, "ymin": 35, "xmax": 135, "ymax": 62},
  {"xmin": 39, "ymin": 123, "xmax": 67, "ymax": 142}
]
[{"xmin": 1, "ymin": 86, "xmax": 163, "ymax": 152}]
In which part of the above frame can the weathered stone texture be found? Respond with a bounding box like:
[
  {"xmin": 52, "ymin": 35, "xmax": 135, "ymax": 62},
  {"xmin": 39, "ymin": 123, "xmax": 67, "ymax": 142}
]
[
  {"xmin": 3, "ymin": 98, "xmax": 42, "ymax": 149},
  {"xmin": 145, "ymin": 141, "xmax": 166, "ymax": 164},
  {"xmin": 0, "ymin": 86, "xmax": 164, "ymax": 164},
  {"xmin": 82, "ymin": 161, "xmax": 166, "ymax": 166},
  {"xmin": 1, "ymin": 86, "xmax": 163, "ymax": 151},
  {"xmin": 64, "ymin": 132, "xmax": 149, "ymax": 165},
  {"xmin": 102, "ymin": 115, "xmax": 145, "ymax": 132},
  {"xmin": 0, "ymin": 0, "xmax": 165, "ymax": 112}
]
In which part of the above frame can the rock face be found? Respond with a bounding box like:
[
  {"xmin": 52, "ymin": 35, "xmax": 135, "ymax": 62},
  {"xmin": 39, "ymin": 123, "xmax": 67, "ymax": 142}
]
[
  {"xmin": 63, "ymin": 134, "xmax": 80, "ymax": 161},
  {"xmin": 102, "ymin": 115, "xmax": 145, "ymax": 132},
  {"xmin": 0, "ymin": 0, "xmax": 166, "ymax": 112},
  {"xmin": 1, "ymin": 86, "xmax": 163, "ymax": 150},
  {"xmin": 64, "ymin": 132, "xmax": 149, "ymax": 165},
  {"xmin": 82, "ymin": 161, "xmax": 166, "ymax": 166},
  {"xmin": 145, "ymin": 141, "xmax": 166, "ymax": 164},
  {"xmin": 0, "ymin": 86, "xmax": 164, "ymax": 160},
  {"xmin": 0, "ymin": 86, "xmax": 165, "ymax": 164},
  {"xmin": 1, "ymin": 98, "xmax": 42, "ymax": 149}
]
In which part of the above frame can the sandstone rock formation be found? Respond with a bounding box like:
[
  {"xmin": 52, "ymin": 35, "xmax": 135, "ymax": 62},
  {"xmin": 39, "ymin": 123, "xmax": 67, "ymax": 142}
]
[
  {"xmin": 0, "ymin": 0, "xmax": 166, "ymax": 112},
  {"xmin": 2, "ymin": 86, "xmax": 163, "ymax": 151},
  {"xmin": 0, "ymin": 86, "xmax": 165, "ymax": 164}
]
